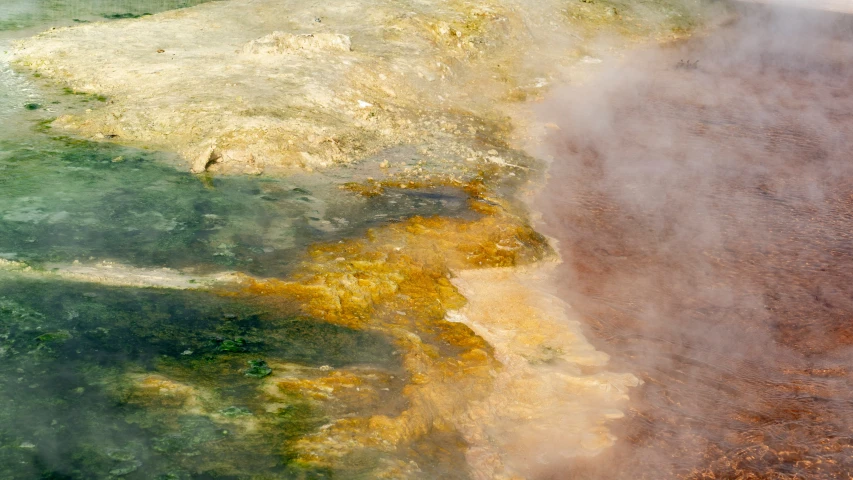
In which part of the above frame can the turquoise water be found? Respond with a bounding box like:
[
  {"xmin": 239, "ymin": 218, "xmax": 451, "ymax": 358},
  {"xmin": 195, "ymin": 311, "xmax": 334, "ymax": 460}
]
[
  {"xmin": 0, "ymin": 135, "xmax": 471, "ymax": 277},
  {"xmin": 0, "ymin": 3, "xmax": 473, "ymax": 478}
]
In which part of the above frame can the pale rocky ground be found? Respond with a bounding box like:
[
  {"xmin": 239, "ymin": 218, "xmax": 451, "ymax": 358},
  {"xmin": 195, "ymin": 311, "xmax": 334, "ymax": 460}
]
[
  {"xmin": 10, "ymin": 0, "xmax": 718, "ymax": 175},
  {"xmin": 737, "ymin": 0, "xmax": 853, "ymax": 13},
  {"xmin": 11, "ymin": 0, "xmax": 588, "ymax": 175}
]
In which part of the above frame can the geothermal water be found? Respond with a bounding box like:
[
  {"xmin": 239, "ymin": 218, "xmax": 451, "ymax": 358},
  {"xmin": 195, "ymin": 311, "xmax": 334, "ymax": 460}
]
[
  {"xmin": 0, "ymin": 3, "xmax": 481, "ymax": 478},
  {"xmin": 2, "ymin": 0, "xmax": 852, "ymax": 479},
  {"xmin": 536, "ymin": 3, "xmax": 853, "ymax": 478}
]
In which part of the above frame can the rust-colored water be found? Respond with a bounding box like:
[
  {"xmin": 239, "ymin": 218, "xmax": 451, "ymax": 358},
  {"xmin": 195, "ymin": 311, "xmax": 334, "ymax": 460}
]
[{"xmin": 537, "ymin": 5, "xmax": 853, "ymax": 479}]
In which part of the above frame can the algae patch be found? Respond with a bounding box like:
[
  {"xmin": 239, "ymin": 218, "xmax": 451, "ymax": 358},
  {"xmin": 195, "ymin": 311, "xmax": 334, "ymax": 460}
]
[{"xmin": 0, "ymin": 274, "xmax": 400, "ymax": 479}]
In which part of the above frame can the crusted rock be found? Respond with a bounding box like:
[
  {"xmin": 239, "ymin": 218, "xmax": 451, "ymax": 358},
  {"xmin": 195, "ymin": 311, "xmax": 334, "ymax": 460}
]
[{"xmin": 243, "ymin": 32, "xmax": 352, "ymax": 54}]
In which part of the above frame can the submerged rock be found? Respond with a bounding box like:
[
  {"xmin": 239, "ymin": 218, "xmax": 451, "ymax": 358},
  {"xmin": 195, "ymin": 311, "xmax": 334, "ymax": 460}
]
[
  {"xmin": 219, "ymin": 406, "xmax": 252, "ymax": 418},
  {"xmin": 108, "ymin": 460, "xmax": 142, "ymax": 476},
  {"xmin": 244, "ymin": 359, "xmax": 272, "ymax": 378},
  {"xmin": 217, "ymin": 337, "xmax": 247, "ymax": 353},
  {"xmin": 34, "ymin": 330, "xmax": 72, "ymax": 344}
]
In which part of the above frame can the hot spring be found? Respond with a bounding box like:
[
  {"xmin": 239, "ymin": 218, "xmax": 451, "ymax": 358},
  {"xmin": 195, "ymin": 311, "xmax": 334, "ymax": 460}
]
[{"xmin": 2, "ymin": 1, "xmax": 852, "ymax": 479}]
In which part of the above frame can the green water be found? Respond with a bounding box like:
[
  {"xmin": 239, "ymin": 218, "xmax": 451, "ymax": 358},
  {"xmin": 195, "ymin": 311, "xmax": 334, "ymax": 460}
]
[
  {"xmin": 0, "ymin": 126, "xmax": 449, "ymax": 477},
  {"xmin": 0, "ymin": 275, "xmax": 401, "ymax": 479},
  {"xmin": 0, "ymin": 1, "xmax": 216, "ymax": 31},
  {"xmin": 0, "ymin": 135, "xmax": 472, "ymax": 277},
  {"xmin": 0, "ymin": 2, "xmax": 476, "ymax": 478}
]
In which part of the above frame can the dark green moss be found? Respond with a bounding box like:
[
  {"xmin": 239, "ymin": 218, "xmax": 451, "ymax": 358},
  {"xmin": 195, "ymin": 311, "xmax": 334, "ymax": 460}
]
[
  {"xmin": 58, "ymin": 88, "xmax": 107, "ymax": 103},
  {"xmin": 217, "ymin": 337, "xmax": 247, "ymax": 352},
  {"xmin": 244, "ymin": 359, "xmax": 272, "ymax": 378}
]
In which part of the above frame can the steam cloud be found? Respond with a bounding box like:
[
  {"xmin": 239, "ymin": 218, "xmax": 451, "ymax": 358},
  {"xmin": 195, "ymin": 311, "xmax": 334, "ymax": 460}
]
[{"xmin": 531, "ymin": 2, "xmax": 853, "ymax": 478}]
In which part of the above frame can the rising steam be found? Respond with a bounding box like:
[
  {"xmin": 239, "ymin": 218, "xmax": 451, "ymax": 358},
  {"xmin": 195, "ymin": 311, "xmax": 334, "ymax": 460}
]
[{"xmin": 530, "ymin": 2, "xmax": 853, "ymax": 478}]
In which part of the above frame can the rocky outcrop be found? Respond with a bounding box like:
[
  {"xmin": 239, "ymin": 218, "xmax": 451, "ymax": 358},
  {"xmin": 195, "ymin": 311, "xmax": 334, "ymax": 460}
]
[
  {"xmin": 242, "ymin": 32, "xmax": 353, "ymax": 54},
  {"xmin": 11, "ymin": 0, "xmax": 583, "ymax": 175}
]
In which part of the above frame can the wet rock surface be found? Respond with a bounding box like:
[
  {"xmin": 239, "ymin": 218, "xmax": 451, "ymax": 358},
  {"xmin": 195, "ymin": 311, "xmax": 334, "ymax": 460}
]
[{"xmin": 11, "ymin": 0, "xmax": 544, "ymax": 174}]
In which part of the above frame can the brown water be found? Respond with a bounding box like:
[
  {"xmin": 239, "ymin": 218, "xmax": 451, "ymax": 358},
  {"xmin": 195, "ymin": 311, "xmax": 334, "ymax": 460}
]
[{"xmin": 537, "ymin": 4, "xmax": 853, "ymax": 479}]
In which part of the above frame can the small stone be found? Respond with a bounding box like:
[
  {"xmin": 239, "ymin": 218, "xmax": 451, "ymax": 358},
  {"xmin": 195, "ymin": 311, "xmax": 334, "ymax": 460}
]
[
  {"xmin": 218, "ymin": 338, "xmax": 247, "ymax": 352},
  {"xmin": 244, "ymin": 359, "xmax": 272, "ymax": 378},
  {"xmin": 220, "ymin": 406, "xmax": 252, "ymax": 417}
]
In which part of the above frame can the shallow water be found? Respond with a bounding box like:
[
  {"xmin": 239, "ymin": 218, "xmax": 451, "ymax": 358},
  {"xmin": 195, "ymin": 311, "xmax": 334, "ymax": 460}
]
[
  {"xmin": 0, "ymin": 0, "xmax": 215, "ymax": 31},
  {"xmin": 0, "ymin": 3, "xmax": 481, "ymax": 478},
  {"xmin": 0, "ymin": 135, "xmax": 472, "ymax": 276},
  {"xmin": 0, "ymin": 274, "xmax": 400, "ymax": 479}
]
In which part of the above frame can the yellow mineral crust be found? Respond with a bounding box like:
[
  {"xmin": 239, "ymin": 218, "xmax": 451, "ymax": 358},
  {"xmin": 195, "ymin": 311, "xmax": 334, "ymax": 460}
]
[
  {"xmin": 124, "ymin": 366, "xmax": 390, "ymax": 438},
  {"xmin": 261, "ymin": 363, "xmax": 398, "ymax": 416},
  {"xmin": 229, "ymin": 205, "xmax": 633, "ymax": 477},
  {"xmin": 124, "ymin": 374, "xmax": 210, "ymax": 415}
]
